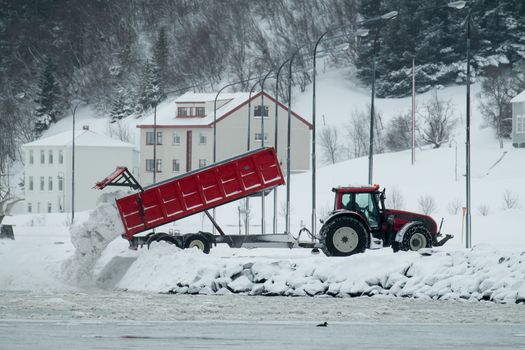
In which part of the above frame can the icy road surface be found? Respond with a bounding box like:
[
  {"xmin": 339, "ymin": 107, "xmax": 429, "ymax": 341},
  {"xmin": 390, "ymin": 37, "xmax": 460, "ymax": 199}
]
[
  {"xmin": 2, "ymin": 319, "xmax": 525, "ymax": 350},
  {"xmin": 1, "ymin": 291, "xmax": 525, "ymax": 349}
]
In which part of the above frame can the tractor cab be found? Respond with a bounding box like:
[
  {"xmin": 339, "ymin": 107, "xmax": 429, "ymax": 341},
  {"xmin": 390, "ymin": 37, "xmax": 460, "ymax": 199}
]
[{"xmin": 332, "ymin": 185, "xmax": 384, "ymax": 230}]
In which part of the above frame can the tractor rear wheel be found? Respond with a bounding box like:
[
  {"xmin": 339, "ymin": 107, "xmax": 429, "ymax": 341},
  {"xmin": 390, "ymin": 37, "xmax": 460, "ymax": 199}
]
[
  {"xmin": 399, "ymin": 225, "xmax": 432, "ymax": 251},
  {"xmin": 319, "ymin": 216, "xmax": 368, "ymax": 257},
  {"xmin": 184, "ymin": 233, "xmax": 211, "ymax": 254}
]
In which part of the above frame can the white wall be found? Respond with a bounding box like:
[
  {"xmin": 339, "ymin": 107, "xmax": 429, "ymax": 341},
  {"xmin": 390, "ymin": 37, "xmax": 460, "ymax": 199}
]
[{"xmin": 24, "ymin": 145, "xmax": 138, "ymax": 213}]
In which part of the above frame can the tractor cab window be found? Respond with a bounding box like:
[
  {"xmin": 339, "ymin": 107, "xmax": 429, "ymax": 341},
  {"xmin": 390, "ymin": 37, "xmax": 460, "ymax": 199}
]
[{"xmin": 341, "ymin": 192, "xmax": 380, "ymax": 228}]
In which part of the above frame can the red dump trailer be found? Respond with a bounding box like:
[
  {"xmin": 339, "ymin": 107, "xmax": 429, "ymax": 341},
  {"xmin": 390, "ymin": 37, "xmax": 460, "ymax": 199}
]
[
  {"xmin": 97, "ymin": 147, "xmax": 452, "ymax": 255},
  {"xmin": 95, "ymin": 147, "xmax": 306, "ymax": 252}
]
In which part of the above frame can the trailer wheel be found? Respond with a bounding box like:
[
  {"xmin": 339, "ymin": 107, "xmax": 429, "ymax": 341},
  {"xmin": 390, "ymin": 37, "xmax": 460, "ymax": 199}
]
[
  {"xmin": 319, "ymin": 216, "xmax": 368, "ymax": 257},
  {"xmin": 184, "ymin": 234, "xmax": 211, "ymax": 254},
  {"xmin": 146, "ymin": 233, "xmax": 181, "ymax": 249},
  {"xmin": 399, "ymin": 225, "xmax": 432, "ymax": 252}
]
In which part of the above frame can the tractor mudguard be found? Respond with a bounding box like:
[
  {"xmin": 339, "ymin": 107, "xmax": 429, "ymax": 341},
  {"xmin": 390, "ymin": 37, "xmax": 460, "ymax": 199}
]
[
  {"xmin": 394, "ymin": 221, "xmax": 423, "ymax": 243},
  {"xmin": 322, "ymin": 210, "xmax": 371, "ymax": 232}
]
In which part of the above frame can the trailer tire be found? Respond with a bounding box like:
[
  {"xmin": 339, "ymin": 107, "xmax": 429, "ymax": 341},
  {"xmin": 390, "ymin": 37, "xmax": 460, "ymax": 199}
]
[
  {"xmin": 184, "ymin": 234, "xmax": 211, "ymax": 254},
  {"xmin": 319, "ymin": 216, "xmax": 368, "ymax": 257},
  {"xmin": 399, "ymin": 225, "xmax": 432, "ymax": 252}
]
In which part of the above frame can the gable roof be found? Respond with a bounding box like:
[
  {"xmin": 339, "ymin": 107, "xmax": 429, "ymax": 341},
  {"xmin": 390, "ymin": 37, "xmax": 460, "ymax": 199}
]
[
  {"xmin": 511, "ymin": 90, "xmax": 525, "ymax": 104},
  {"xmin": 22, "ymin": 129, "xmax": 135, "ymax": 148},
  {"xmin": 137, "ymin": 91, "xmax": 312, "ymax": 129}
]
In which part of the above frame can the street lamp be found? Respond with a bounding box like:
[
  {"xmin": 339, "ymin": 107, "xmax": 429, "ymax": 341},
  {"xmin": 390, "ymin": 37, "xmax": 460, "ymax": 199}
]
[
  {"xmin": 367, "ymin": 11, "xmax": 398, "ymax": 185},
  {"xmin": 285, "ymin": 47, "xmax": 303, "ymax": 235},
  {"xmin": 272, "ymin": 58, "xmax": 290, "ymax": 234},
  {"xmin": 311, "ymin": 26, "xmax": 368, "ymax": 238},
  {"xmin": 70, "ymin": 102, "xmax": 80, "ymax": 225},
  {"xmin": 259, "ymin": 69, "xmax": 274, "ymax": 235},
  {"xmin": 443, "ymin": 0, "xmax": 470, "ymax": 247}
]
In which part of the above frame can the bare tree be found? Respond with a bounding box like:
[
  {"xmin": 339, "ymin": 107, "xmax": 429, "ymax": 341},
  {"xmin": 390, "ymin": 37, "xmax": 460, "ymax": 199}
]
[
  {"xmin": 477, "ymin": 204, "xmax": 490, "ymax": 216},
  {"xmin": 319, "ymin": 126, "xmax": 340, "ymax": 164},
  {"xmin": 417, "ymin": 194, "xmax": 436, "ymax": 215},
  {"xmin": 447, "ymin": 198, "xmax": 462, "ymax": 215},
  {"xmin": 478, "ymin": 66, "xmax": 514, "ymax": 148},
  {"xmin": 385, "ymin": 111, "xmax": 413, "ymax": 152},
  {"xmin": 343, "ymin": 107, "xmax": 384, "ymax": 159},
  {"xmin": 0, "ymin": 173, "xmax": 23, "ymax": 225},
  {"xmin": 502, "ymin": 189, "xmax": 520, "ymax": 210},
  {"xmin": 417, "ymin": 91, "xmax": 456, "ymax": 148},
  {"xmin": 385, "ymin": 187, "xmax": 405, "ymax": 209},
  {"xmin": 107, "ymin": 120, "xmax": 132, "ymax": 143}
]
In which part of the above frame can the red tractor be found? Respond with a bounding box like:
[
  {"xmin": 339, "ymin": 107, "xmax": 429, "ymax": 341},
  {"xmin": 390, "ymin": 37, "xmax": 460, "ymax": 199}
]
[{"xmin": 318, "ymin": 185, "xmax": 453, "ymax": 256}]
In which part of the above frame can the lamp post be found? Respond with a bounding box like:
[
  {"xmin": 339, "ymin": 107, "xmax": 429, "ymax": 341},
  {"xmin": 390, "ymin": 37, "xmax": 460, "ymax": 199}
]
[
  {"xmin": 152, "ymin": 102, "xmax": 158, "ymax": 184},
  {"xmin": 465, "ymin": 4, "xmax": 472, "ymax": 249},
  {"xmin": 70, "ymin": 102, "xmax": 80, "ymax": 225},
  {"xmin": 285, "ymin": 47, "xmax": 302, "ymax": 234},
  {"xmin": 213, "ymin": 76, "xmax": 262, "ymax": 235},
  {"xmin": 311, "ymin": 27, "xmax": 368, "ymax": 238},
  {"xmin": 259, "ymin": 69, "xmax": 273, "ymax": 235},
  {"xmin": 273, "ymin": 58, "xmax": 290, "ymax": 234},
  {"xmin": 367, "ymin": 11, "xmax": 398, "ymax": 185}
]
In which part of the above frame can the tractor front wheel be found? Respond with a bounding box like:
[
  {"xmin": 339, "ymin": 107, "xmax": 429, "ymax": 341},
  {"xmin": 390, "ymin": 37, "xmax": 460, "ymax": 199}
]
[
  {"xmin": 319, "ymin": 216, "xmax": 368, "ymax": 257},
  {"xmin": 399, "ymin": 225, "xmax": 432, "ymax": 251}
]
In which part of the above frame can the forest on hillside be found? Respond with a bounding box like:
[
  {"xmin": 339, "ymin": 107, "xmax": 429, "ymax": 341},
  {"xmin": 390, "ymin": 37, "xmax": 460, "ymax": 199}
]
[{"xmin": 1, "ymin": 0, "xmax": 525, "ymax": 173}]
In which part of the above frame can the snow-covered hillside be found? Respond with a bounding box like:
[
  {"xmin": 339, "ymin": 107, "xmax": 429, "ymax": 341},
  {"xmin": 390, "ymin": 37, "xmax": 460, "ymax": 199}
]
[{"xmin": 1, "ymin": 69, "xmax": 524, "ymax": 305}]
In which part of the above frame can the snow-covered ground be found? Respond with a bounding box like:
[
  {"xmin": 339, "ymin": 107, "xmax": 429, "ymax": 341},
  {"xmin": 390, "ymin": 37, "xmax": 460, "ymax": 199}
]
[{"xmin": 1, "ymin": 69, "xmax": 525, "ymax": 312}]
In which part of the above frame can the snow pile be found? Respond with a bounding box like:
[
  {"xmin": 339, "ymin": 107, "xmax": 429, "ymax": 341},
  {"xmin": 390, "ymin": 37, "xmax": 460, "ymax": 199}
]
[
  {"xmin": 62, "ymin": 193, "xmax": 125, "ymax": 286},
  {"xmin": 115, "ymin": 244, "xmax": 525, "ymax": 304}
]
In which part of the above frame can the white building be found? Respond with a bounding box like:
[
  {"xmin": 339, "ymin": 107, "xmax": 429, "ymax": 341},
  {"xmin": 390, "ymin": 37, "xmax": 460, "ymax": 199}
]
[
  {"xmin": 511, "ymin": 90, "xmax": 525, "ymax": 148},
  {"xmin": 22, "ymin": 129, "xmax": 138, "ymax": 213},
  {"xmin": 137, "ymin": 91, "xmax": 312, "ymax": 186}
]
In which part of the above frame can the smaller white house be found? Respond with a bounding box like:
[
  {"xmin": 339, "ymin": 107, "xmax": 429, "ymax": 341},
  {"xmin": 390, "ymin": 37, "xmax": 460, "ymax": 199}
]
[
  {"xmin": 511, "ymin": 90, "xmax": 525, "ymax": 148},
  {"xmin": 22, "ymin": 129, "xmax": 138, "ymax": 213}
]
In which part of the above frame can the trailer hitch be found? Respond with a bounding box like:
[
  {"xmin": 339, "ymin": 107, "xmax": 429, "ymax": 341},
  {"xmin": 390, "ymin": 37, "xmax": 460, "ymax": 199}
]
[{"xmin": 433, "ymin": 234, "xmax": 454, "ymax": 247}]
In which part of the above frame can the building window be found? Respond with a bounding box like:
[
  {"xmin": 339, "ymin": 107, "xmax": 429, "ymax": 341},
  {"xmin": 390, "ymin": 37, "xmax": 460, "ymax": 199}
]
[
  {"xmin": 40, "ymin": 176, "xmax": 45, "ymax": 191},
  {"xmin": 173, "ymin": 133, "xmax": 181, "ymax": 145},
  {"xmin": 58, "ymin": 176, "xmax": 63, "ymax": 191},
  {"xmin": 146, "ymin": 159, "xmax": 162, "ymax": 173},
  {"xmin": 146, "ymin": 131, "xmax": 163, "ymax": 145},
  {"xmin": 48, "ymin": 150, "xmax": 53, "ymax": 164},
  {"xmin": 37, "ymin": 202, "xmax": 41, "ymax": 213},
  {"xmin": 40, "ymin": 150, "xmax": 45, "ymax": 164},
  {"xmin": 254, "ymin": 105, "xmax": 269, "ymax": 117},
  {"xmin": 172, "ymin": 159, "xmax": 180, "ymax": 172},
  {"xmin": 255, "ymin": 133, "xmax": 268, "ymax": 142},
  {"xmin": 177, "ymin": 107, "xmax": 188, "ymax": 117},
  {"xmin": 199, "ymin": 159, "xmax": 207, "ymax": 168},
  {"xmin": 29, "ymin": 176, "xmax": 34, "ymax": 191},
  {"xmin": 47, "ymin": 202, "xmax": 52, "ymax": 213},
  {"xmin": 27, "ymin": 203, "xmax": 32, "ymax": 213},
  {"xmin": 195, "ymin": 107, "xmax": 205, "ymax": 117},
  {"xmin": 59, "ymin": 150, "xmax": 63, "ymax": 164},
  {"xmin": 48, "ymin": 176, "xmax": 53, "ymax": 191},
  {"xmin": 29, "ymin": 150, "xmax": 34, "ymax": 164},
  {"xmin": 199, "ymin": 133, "xmax": 207, "ymax": 145},
  {"xmin": 517, "ymin": 104, "xmax": 525, "ymax": 134}
]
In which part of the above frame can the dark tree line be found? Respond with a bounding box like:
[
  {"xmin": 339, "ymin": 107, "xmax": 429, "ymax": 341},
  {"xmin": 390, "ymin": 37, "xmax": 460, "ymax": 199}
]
[
  {"xmin": 1, "ymin": 0, "xmax": 525, "ymax": 170},
  {"xmin": 356, "ymin": 0, "xmax": 525, "ymax": 97}
]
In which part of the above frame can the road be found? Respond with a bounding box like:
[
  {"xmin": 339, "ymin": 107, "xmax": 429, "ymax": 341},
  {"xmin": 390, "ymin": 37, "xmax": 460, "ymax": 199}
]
[{"xmin": 1, "ymin": 290, "xmax": 524, "ymax": 349}]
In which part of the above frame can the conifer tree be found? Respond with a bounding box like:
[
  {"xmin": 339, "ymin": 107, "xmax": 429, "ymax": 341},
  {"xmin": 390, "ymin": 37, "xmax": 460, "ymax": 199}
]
[
  {"xmin": 110, "ymin": 87, "xmax": 133, "ymax": 122},
  {"xmin": 153, "ymin": 26, "xmax": 170, "ymax": 90},
  {"xmin": 34, "ymin": 58, "xmax": 61, "ymax": 135},
  {"xmin": 137, "ymin": 59, "xmax": 163, "ymax": 113}
]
